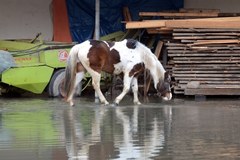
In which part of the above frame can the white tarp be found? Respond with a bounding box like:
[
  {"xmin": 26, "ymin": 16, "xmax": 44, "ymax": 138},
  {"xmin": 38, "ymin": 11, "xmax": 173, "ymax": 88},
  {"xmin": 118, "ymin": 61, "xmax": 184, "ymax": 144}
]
[{"xmin": 0, "ymin": 50, "xmax": 16, "ymax": 74}]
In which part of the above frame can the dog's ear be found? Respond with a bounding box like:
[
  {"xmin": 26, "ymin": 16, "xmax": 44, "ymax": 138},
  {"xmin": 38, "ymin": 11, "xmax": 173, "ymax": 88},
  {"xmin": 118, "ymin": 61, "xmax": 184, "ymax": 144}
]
[
  {"xmin": 164, "ymin": 71, "xmax": 170, "ymax": 80},
  {"xmin": 165, "ymin": 71, "xmax": 169, "ymax": 75}
]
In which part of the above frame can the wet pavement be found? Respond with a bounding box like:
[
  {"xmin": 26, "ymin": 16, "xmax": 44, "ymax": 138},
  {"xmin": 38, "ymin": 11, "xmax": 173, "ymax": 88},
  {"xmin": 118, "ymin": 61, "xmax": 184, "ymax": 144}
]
[{"xmin": 0, "ymin": 96, "xmax": 240, "ymax": 160}]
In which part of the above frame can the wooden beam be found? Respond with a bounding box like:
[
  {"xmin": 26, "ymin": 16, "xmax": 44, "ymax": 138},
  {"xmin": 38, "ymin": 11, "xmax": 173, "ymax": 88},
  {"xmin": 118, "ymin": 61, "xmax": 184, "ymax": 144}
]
[
  {"xmin": 173, "ymin": 35, "xmax": 237, "ymax": 40},
  {"xmin": 126, "ymin": 17, "xmax": 240, "ymax": 29},
  {"xmin": 139, "ymin": 12, "xmax": 219, "ymax": 18},
  {"xmin": 173, "ymin": 28, "xmax": 240, "ymax": 32},
  {"xmin": 179, "ymin": 8, "xmax": 220, "ymax": 13},
  {"xmin": 189, "ymin": 39, "xmax": 240, "ymax": 46},
  {"xmin": 126, "ymin": 20, "xmax": 165, "ymax": 29},
  {"xmin": 185, "ymin": 88, "xmax": 240, "ymax": 95},
  {"xmin": 123, "ymin": 6, "xmax": 132, "ymax": 22},
  {"xmin": 147, "ymin": 28, "xmax": 173, "ymax": 34},
  {"xmin": 166, "ymin": 17, "xmax": 240, "ymax": 29}
]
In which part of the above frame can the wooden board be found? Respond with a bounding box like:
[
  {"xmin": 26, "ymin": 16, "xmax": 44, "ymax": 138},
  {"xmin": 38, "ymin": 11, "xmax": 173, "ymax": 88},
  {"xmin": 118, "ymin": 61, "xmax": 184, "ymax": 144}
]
[
  {"xmin": 139, "ymin": 12, "xmax": 219, "ymax": 18},
  {"xmin": 126, "ymin": 17, "xmax": 240, "ymax": 29},
  {"xmin": 185, "ymin": 88, "xmax": 240, "ymax": 95},
  {"xmin": 126, "ymin": 20, "xmax": 165, "ymax": 29},
  {"xmin": 179, "ymin": 8, "xmax": 220, "ymax": 14},
  {"xmin": 166, "ymin": 17, "xmax": 240, "ymax": 29},
  {"xmin": 173, "ymin": 28, "xmax": 240, "ymax": 32}
]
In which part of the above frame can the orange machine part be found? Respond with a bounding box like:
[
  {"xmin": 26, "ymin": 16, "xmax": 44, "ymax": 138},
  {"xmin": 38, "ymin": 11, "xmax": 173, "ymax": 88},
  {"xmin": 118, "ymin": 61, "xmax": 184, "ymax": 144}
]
[{"xmin": 52, "ymin": 0, "xmax": 72, "ymax": 42}]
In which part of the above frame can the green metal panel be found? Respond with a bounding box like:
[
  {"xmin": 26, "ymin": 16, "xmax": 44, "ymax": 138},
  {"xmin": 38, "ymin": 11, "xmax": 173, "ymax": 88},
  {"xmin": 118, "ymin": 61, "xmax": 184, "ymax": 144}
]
[
  {"xmin": 0, "ymin": 40, "xmax": 46, "ymax": 66},
  {"xmin": 40, "ymin": 49, "xmax": 69, "ymax": 68},
  {"xmin": 2, "ymin": 66, "xmax": 54, "ymax": 94},
  {"xmin": 0, "ymin": 40, "xmax": 42, "ymax": 51},
  {"xmin": 0, "ymin": 39, "xmax": 75, "ymax": 94},
  {"xmin": 13, "ymin": 54, "xmax": 42, "ymax": 66},
  {"xmin": 0, "ymin": 40, "xmax": 74, "ymax": 68}
]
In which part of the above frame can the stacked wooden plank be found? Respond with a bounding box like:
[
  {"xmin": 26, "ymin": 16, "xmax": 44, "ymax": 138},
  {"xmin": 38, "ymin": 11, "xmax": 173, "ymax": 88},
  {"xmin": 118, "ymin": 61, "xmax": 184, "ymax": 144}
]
[
  {"xmin": 125, "ymin": 9, "xmax": 240, "ymax": 96},
  {"xmin": 126, "ymin": 9, "xmax": 240, "ymax": 36},
  {"xmin": 167, "ymin": 28, "xmax": 240, "ymax": 95},
  {"xmin": 126, "ymin": 16, "xmax": 240, "ymax": 30}
]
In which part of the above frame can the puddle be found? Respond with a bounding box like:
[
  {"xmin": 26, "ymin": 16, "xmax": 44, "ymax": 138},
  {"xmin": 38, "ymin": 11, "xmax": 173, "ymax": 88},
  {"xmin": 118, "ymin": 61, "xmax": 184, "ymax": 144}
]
[{"xmin": 0, "ymin": 97, "xmax": 240, "ymax": 159}]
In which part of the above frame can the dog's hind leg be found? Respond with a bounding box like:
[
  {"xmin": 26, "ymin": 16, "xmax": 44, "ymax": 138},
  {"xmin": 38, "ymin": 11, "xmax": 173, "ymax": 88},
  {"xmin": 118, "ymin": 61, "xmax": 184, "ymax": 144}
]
[
  {"xmin": 91, "ymin": 72, "xmax": 109, "ymax": 105},
  {"xmin": 114, "ymin": 73, "xmax": 132, "ymax": 105},
  {"xmin": 131, "ymin": 77, "xmax": 141, "ymax": 105}
]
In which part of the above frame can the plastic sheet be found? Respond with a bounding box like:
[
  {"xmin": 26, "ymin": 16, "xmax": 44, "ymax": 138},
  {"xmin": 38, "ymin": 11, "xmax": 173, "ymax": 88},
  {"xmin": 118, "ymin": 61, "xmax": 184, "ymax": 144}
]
[
  {"xmin": 66, "ymin": 0, "xmax": 183, "ymax": 42},
  {"xmin": 0, "ymin": 50, "xmax": 16, "ymax": 74}
]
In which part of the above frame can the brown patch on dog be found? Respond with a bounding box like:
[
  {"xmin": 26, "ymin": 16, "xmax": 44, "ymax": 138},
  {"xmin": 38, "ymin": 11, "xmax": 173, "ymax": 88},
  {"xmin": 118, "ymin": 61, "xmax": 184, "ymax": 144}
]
[
  {"xmin": 87, "ymin": 40, "xmax": 109, "ymax": 73},
  {"xmin": 129, "ymin": 63, "xmax": 145, "ymax": 77},
  {"xmin": 87, "ymin": 40, "xmax": 121, "ymax": 74},
  {"xmin": 157, "ymin": 71, "xmax": 172, "ymax": 96},
  {"xmin": 102, "ymin": 48, "xmax": 121, "ymax": 73},
  {"xmin": 109, "ymin": 49, "xmax": 120, "ymax": 64}
]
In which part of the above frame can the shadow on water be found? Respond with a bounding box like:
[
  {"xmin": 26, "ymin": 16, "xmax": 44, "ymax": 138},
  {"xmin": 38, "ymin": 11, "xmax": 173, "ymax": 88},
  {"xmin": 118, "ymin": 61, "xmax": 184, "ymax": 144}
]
[{"xmin": 1, "ymin": 96, "xmax": 240, "ymax": 159}]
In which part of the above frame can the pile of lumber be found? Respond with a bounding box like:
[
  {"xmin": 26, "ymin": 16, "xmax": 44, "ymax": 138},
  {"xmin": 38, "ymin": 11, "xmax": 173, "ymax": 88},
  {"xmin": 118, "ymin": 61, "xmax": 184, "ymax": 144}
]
[
  {"xmin": 126, "ymin": 9, "xmax": 240, "ymax": 36},
  {"xmin": 125, "ymin": 9, "xmax": 240, "ymax": 96},
  {"xmin": 167, "ymin": 28, "xmax": 240, "ymax": 95}
]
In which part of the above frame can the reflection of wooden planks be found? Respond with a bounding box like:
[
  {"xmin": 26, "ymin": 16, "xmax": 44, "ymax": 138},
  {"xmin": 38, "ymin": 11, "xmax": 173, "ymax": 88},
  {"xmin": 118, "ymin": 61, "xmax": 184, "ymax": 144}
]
[{"xmin": 144, "ymin": 41, "xmax": 163, "ymax": 97}]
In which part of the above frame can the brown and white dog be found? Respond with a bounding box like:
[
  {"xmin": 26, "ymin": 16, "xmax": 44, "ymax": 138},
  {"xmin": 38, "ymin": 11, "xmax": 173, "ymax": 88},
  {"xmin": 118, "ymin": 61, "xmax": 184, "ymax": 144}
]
[{"xmin": 63, "ymin": 39, "xmax": 172, "ymax": 106}]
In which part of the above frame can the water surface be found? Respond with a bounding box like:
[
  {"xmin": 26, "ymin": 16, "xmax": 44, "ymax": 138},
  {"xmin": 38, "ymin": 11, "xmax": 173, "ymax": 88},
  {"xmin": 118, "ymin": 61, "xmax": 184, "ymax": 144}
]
[{"xmin": 0, "ymin": 96, "xmax": 240, "ymax": 160}]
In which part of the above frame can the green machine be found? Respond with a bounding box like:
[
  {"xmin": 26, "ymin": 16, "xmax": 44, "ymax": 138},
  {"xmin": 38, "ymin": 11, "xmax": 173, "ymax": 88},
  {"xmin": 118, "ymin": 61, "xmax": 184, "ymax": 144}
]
[
  {"xmin": 0, "ymin": 32, "xmax": 125, "ymax": 97},
  {"xmin": 0, "ymin": 38, "xmax": 77, "ymax": 97}
]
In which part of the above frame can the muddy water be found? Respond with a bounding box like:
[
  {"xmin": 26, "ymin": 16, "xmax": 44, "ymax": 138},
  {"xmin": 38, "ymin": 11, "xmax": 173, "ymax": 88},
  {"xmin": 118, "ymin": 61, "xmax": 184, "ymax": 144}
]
[{"xmin": 0, "ymin": 96, "xmax": 240, "ymax": 160}]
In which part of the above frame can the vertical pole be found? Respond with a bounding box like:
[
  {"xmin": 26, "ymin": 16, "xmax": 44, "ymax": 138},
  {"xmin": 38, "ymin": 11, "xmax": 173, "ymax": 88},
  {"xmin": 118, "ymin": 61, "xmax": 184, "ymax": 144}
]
[
  {"xmin": 94, "ymin": 0, "xmax": 100, "ymax": 102},
  {"xmin": 94, "ymin": 0, "xmax": 100, "ymax": 40}
]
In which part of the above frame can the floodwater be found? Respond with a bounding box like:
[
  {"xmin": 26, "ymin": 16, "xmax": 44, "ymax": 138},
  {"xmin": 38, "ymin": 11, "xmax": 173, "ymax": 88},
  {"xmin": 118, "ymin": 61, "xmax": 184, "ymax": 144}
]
[{"xmin": 1, "ymin": 96, "xmax": 240, "ymax": 160}]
